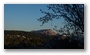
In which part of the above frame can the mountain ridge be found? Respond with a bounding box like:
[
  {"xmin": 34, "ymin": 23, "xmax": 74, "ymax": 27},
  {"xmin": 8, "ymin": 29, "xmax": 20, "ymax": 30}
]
[
  {"xmin": 5, "ymin": 29, "xmax": 57, "ymax": 36},
  {"xmin": 31, "ymin": 29, "xmax": 57, "ymax": 36}
]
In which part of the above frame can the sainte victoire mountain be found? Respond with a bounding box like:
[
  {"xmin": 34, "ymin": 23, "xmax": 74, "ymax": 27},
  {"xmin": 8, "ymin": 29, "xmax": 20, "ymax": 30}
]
[{"xmin": 31, "ymin": 29, "xmax": 57, "ymax": 36}]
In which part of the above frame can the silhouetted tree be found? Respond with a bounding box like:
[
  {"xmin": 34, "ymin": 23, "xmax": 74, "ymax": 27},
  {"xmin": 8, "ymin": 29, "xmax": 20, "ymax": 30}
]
[{"xmin": 37, "ymin": 4, "xmax": 84, "ymax": 34}]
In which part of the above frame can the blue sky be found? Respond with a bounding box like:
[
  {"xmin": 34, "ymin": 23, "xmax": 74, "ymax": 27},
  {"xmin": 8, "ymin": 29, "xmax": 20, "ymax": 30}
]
[{"xmin": 4, "ymin": 4, "xmax": 65, "ymax": 31}]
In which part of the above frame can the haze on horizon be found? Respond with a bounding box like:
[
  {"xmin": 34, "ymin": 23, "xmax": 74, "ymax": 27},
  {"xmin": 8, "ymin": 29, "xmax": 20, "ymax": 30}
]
[{"xmin": 4, "ymin": 4, "xmax": 65, "ymax": 31}]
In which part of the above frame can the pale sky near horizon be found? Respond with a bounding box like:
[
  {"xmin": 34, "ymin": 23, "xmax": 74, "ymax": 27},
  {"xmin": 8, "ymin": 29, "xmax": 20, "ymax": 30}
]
[{"xmin": 4, "ymin": 4, "xmax": 65, "ymax": 31}]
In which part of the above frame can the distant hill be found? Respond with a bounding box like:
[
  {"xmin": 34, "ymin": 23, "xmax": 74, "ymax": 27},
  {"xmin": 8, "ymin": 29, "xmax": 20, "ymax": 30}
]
[
  {"xmin": 31, "ymin": 29, "xmax": 57, "ymax": 36},
  {"xmin": 4, "ymin": 29, "xmax": 84, "ymax": 49}
]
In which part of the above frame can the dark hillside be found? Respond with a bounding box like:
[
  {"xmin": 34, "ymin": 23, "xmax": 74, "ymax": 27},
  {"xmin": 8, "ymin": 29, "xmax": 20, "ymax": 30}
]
[{"xmin": 4, "ymin": 30, "xmax": 84, "ymax": 49}]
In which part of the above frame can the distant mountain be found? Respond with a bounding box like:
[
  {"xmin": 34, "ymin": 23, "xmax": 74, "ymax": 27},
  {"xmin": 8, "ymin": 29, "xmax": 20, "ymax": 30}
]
[{"xmin": 31, "ymin": 29, "xmax": 57, "ymax": 36}]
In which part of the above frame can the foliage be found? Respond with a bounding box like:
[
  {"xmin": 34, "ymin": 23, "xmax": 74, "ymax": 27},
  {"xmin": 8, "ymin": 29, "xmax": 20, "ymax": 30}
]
[{"xmin": 37, "ymin": 4, "xmax": 84, "ymax": 34}]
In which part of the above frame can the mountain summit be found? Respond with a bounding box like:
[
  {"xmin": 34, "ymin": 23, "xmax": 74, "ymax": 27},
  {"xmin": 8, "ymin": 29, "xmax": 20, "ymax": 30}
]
[{"xmin": 31, "ymin": 29, "xmax": 57, "ymax": 36}]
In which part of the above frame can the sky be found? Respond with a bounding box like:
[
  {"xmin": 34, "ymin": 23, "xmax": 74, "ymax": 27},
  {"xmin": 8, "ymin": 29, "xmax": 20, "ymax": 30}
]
[{"xmin": 4, "ymin": 4, "xmax": 65, "ymax": 31}]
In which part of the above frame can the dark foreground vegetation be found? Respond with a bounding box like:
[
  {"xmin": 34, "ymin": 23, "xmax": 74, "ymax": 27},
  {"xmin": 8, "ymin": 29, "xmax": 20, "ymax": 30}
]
[{"xmin": 4, "ymin": 30, "xmax": 84, "ymax": 49}]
